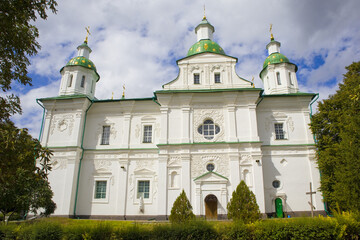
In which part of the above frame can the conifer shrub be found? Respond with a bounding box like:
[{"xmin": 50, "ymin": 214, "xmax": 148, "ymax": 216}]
[
  {"xmin": 169, "ymin": 190, "xmax": 195, "ymax": 224},
  {"xmin": 227, "ymin": 180, "xmax": 260, "ymax": 223}
]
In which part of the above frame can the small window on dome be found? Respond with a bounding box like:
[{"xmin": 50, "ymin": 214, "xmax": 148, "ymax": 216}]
[
  {"xmin": 276, "ymin": 72, "xmax": 281, "ymax": 85},
  {"xmin": 81, "ymin": 75, "xmax": 85, "ymax": 88},
  {"xmin": 289, "ymin": 72, "xmax": 293, "ymax": 85},
  {"xmin": 68, "ymin": 75, "xmax": 73, "ymax": 87}
]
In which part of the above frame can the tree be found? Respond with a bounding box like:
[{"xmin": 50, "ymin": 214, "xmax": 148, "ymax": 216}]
[
  {"xmin": 227, "ymin": 180, "xmax": 260, "ymax": 223},
  {"xmin": 310, "ymin": 61, "xmax": 360, "ymax": 213},
  {"xmin": 0, "ymin": 121, "xmax": 56, "ymax": 223},
  {"xmin": 169, "ymin": 190, "xmax": 195, "ymax": 223},
  {"xmin": 0, "ymin": 0, "xmax": 57, "ymax": 120}
]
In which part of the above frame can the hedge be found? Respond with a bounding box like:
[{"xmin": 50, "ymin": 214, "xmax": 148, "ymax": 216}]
[{"xmin": 0, "ymin": 214, "xmax": 359, "ymax": 240}]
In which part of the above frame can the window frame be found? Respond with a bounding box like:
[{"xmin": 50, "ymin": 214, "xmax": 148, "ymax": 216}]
[
  {"xmin": 289, "ymin": 72, "xmax": 294, "ymax": 85},
  {"xmin": 276, "ymin": 72, "xmax": 281, "ymax": 85},
  {"xmin": 92, "ymin": 177, "xmax": 110, "ymax": 203},
  {"xmin": 197, "ymin": 119, "xmax": 220, "ymax": 140},
  {"xmin": 193, "ymin": 73, "xmax": 200, "ymax": 84},
  {"xmin": 214, "ymin": 73, "xmax": 221, "ymax": 83},
  {"xmin": 101, "ymin": 126, "xmax": 110, "ymax": 145},
  {"xmin": 274, "ymin": 123, "xmax": 285, "ymax": 140},
  {"xmin": 80, "ymin": 75, "xmax": 85, "ymax": 88},
  {"xmin": 68, "ymin": 74, "xmax": 73, "ymax": 87},
  {"xmin": 137, "ymin": 180, "xmax": 150, "ymax": 199},
  {"xmin": 142, "ymin": 125, "xmax": 153, "ymax": 143}
]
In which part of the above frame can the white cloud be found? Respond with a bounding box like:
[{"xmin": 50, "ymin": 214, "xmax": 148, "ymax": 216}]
[{"xmin": 11, "ymin": 0, "xmax": 360, "ymax": 136}]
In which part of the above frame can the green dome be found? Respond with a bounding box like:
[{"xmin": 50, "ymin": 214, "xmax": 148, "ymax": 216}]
[
  {"xmin": 66, "ymin": 56, "xmax": 97, "ymax": 71},
  {"xmin": 187, "ymin": 39, "xmax": 225, "ymax": 57},
  {"xmin": 263, "ymin": 52, "xmax": 290, "ymax": 69}
]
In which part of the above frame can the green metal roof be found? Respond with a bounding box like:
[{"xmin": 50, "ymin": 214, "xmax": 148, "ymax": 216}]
[
  {"xmin": 66, "ymin": 56, "xmax": 96, "ymax": 71},
  {"xmin": 260, "ymin": 52, "xmax": 298, "ymax": 78},
  {"xmin": 263, "ymin": 52, "xmax": 290, "ymax": 69},
  {"xmin": 187, "ymin": 39, "xmax": 225, "ymax": 57},
  {"xmin": 61, "ymin": 56, "xmax": 100, "ymax": 82},
  {"xmin": 194, "ymin": 171, "xmax": 228, "ymax": 181}
]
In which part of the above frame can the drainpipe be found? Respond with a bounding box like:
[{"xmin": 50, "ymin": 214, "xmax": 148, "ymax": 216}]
[
  {"xmin": 73, "ymin": 99, "xmax": 94, "ymax": 217},
  {"xmin": 36, "ymin": 99, "xmax": 46, "ymax": 141},
  {"xmin": 309, "ymin": 93, "xmax": 330, "ymax": 216}
]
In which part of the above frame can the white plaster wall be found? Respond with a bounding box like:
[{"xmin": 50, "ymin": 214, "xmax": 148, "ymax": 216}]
[{"xmin": 262, "ymin": 152, "xmax": 324, "ymax": 214}]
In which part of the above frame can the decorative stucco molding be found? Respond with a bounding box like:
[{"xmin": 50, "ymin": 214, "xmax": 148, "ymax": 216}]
[
  {"xmin": 193, "ymin": 109, "xmax": 225, "ymax": 142},
  {"xmin": 50, "ymin": 114, "xmax": 75, "ymax": 136}
]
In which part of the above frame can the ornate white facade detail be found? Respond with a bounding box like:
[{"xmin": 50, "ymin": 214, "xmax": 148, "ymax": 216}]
[
  {"xmin": 94, "ymin": 159, "xmax": 112, "ymax": 172},
  {"xmin": 51, "ymin": 158, "xmax": 67, "ymax": 170},
  {"xmin": 191, "ymin": 155, "xmax": 229, "ymax": 178},
  {"xmin": 193, "ymin": 109, "xmax": 225, "ymax": 142},
  {"xmin": 50, "ymin": 114, "xmax": 75, "ymax": 135}
]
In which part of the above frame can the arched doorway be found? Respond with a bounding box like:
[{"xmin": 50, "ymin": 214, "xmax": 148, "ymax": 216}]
[
  {"xmin": 275, "ymin": 198, "xmax": 284, "ymax": 218},
  {"xmin": 205, "ymin": 194, "xmax": 218, "ymax": 219}
]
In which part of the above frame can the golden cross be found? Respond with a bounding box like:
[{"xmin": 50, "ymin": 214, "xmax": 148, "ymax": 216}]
[
  {"xmin": 270, "ymin": 24, "xmax": 274, "ymax": 40},
  {"xmin": 122, "ymin": 84, "xmax": 126, "ymax": 99},
  {"xmin": 203, "ymin": 4, "xmax": 206, "ymax": 19},
  {"xmin": 85, "ymin": 26, "xmax": 91, "ymax": 43}
]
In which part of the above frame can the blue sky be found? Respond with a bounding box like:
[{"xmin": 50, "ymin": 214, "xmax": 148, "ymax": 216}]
[{"xmin": 9, "ymin": 0, "xmax": 360, "ymax": 137}]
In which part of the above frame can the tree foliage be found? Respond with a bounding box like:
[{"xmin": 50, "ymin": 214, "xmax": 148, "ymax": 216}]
[
  {"xmin": 227, "ymin": 180, "xmax": 260, "ymax": 223},
  {"xmin": 0, "ymin": 0, "xmax": 57, "ymax": 121},
  {"xmin": 0, "ymin": 121, "xmax": 56, "ymax": 223},
  {"xmin": 169, "ymin": 190, "xmax": 195, "ymax": 223},
  {"xmin": 310, "ymin": 61, "xmax": 360, "ymax": 213}
]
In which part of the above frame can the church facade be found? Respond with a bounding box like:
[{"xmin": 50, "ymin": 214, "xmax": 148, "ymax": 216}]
[{"xmin": 38, "ymin": 17, "xmax": 325, "ymax": 219}]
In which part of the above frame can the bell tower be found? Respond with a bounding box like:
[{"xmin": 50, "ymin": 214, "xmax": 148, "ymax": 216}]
[
  {"xmin": 259, "ymin": 26, "xmax": 299, "ymax": 95},
  {"xmin": 58, "ymin": 28, "xmax": 100, "ymax": 99}
]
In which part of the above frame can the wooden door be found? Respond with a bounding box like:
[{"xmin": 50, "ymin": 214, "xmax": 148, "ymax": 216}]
[{"xmin": 205, "ymin": 194, "xmax": 218, "ymax": 219}]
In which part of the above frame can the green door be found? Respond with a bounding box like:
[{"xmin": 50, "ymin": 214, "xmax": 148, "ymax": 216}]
[{"xmin": 275, "ymin": 198, "xmax": 284, "ymax": 218}]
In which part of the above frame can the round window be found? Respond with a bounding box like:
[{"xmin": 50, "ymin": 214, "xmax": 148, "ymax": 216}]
[
  {"xmin": 206, "ymin": 163, "xmax": 215, "ymax": 172},
  {"xmin": 272, "ymin": 180, "xmax": 280, "ymax": 188}
]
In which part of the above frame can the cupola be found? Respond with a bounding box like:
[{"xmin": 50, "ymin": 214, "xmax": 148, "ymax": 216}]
[
  {"xmin": 259, "ymin": 28, "xmax": 299, "ymax": 95},
  {"xmin": 187, "ymin": 17, "xmax": 226, "ymax": 57},
  {"xmin": 58, "ymin": 28, "xmax": 100, "ymax": 99}
]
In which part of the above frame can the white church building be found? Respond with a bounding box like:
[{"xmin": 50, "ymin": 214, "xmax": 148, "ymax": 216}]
[{"xmin": 38, "ymin": 17, "xmax": 325, "ymax": 219}]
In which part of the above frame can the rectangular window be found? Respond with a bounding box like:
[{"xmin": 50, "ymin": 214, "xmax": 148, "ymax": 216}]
[
  {"xmin": 214, "ymin": 73, "xmax": 221, "ymax": 83},
  {"xmin": 137, "ymin": 180, "xmax": 150, "ymax": 199},
  {"xmin": 94, "ymin": 181, "xmax": 107, "ymax": 199},
  {"xmin": 143, "ymin": 125, "xmax": 152, "ymax": 143},
  {"xmin": 81, "ymin": 76, "xmax": 85, "ymax": 88},
  {"xmin": 289, "ymin": 72, "xmax": 293, "ymax": 85},
  {"xmin": 68, "ymin": 75, "xmax": 73, "ymax": 87},
  {"xmin": 101, "ymin": 126, "xmax": 110, "ymax": 145},
  {"xmin": 274, "ymin": 123, "xmax": 285, "ymax": 140},
  {"xmin": 276, "ymin": 72, "xmax": 281, "ymax": 85},
  {"xmin": 194, "ymin": 74, "xmax": 200, "ymax": 84}
]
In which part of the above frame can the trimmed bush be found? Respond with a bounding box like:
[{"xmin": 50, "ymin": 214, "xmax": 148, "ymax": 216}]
[
  {"xmin": 227, "ymin": 180, "xmax": 260, "ymax": 223},
  {"xmin": 153, "ymin": 220, "xmax": 218, "ymax": 240},
  {"xmin": 169, "ymin": 190, "xmax": 195, "ymax": 224}
]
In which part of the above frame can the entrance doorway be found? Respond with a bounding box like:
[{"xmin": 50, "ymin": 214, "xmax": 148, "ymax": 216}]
[
  {"xmin": 275, "ymin": 198, "xmax": 284, "ymax": 218},
  {"xmin": 205, "ymin": 194, "xmax": 218, "ymax": 219}
]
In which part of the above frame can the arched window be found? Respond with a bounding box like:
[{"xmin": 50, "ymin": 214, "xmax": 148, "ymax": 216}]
[
  {"xmin": 81, "ymin": 75, "xmax": 85, "ymax": 88},
  {"xmin": 68, "ymin": 75, "xmax": 73, "ymax": 87},
  {"xmin": 197, "ymin": 119, "xmax": 220, "ymax": 140}
]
